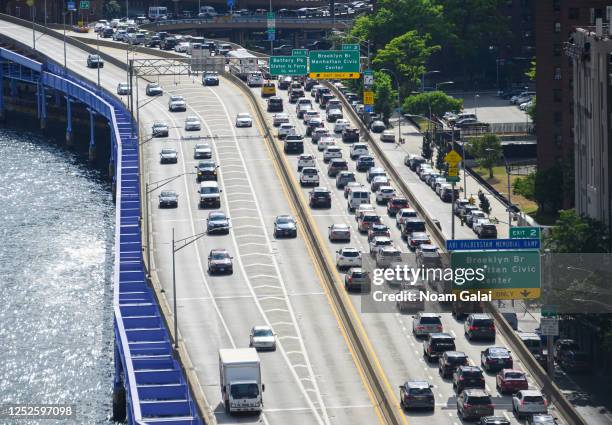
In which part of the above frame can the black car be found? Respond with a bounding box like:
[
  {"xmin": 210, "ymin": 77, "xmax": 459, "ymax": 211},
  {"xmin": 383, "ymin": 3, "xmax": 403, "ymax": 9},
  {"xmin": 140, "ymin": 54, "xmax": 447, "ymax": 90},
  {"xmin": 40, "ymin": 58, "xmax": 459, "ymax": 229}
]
[
  {"xmin": 289, "ymin": 89, "xmax": 305, "ymax": 103},
  {"xmin": 146, "ymin": 35, "xmax": 161, "ymax": 47},
  {"xmin": 399, "ymin": 380, "xmax": 435, "ymax": 411},
  {"xmin": 102, "ymin": 27, "xmax": 114, "ymax": 38},
  {"xmin": 457, "ymin": 389, "xmax": 494, "ymax": 421},
  {"xmin": 203, "ymin": 72, "xmax": 220, "ymax": 86},
  {"xmin": 438, "ymin": 351, "xmax": 469, "ymax": 378},
  {"xmin": 87, "ymin": 54, "xmax": 104, "ymax": 68},
  {"xmin": 304, "ymin": 78, "xmax": 319, "ymax": 90},
  {"xmin": 342, "ymin": 128, "xmax": 359, "ymax": 143},
  {"xmin": 306, "ymin": 118, "xmax": 323, "ymax": 136},
  {"xmin": 356, "ymin": 155, "xmax": 375, "ymax": 172},
  {"xmin": 284, "ymin": 134, "xmax": 304, "ymax": 154},
  {"xmin": 480, "ymin": 347, "xmax": 513, "ymax": 372},
  {"xmin": 336, "ymin": 171, "xmax": 356, "ymax": 189},
  {"xmin": 307, "ymin": 40, "xmax": 332, "ymax": 50},
  {"xmin": 278, "ymin": 76, "xmax": 292, "ymax": 90},
  {"xmin": 195, "ymin": 160, "xmax": 218, "ymax": 182},
  {"xmin": 267, "ymin": 96, "xmax": 283, "ymax": 112},
  {"xmin": 273, "ymin": 215, "xmax": 297, "ymax": 238},
  {"xmin": 465, "ymin": 313, "xmax": 496, "ymax": 341},
  {"xmin": 453, "ymin": 366, "xmax": 486, "ymax": 394},
  {"xmin": 423, "ymin": 333, "xmax": 456, "ymax": 361},
  {"xmin": 161, "ymin": 37, "xmax": 177, "ymax": 50},
  {"xmin": 327, "ymin": 159, "xmax": 348, "ymax": 177},
  {"xmin": 206, "ymin": 211, "xmax": 230, "ymax": 234},
  {"xmin": 158, "ymin": 190, "xmax": 178, "ymax": 208},
  {"xmin": 309, "ymin": 188, "xmax": 332, "ymax": 208}
]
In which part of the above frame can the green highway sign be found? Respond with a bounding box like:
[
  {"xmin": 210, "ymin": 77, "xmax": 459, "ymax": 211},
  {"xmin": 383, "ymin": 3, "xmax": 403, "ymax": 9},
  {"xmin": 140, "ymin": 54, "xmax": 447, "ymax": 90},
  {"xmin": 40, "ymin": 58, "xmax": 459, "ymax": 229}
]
[
  {"xmin": 309, "ymin": 50, "xmax": 360, "ymax": 74},
  {"xmin": 541, "ymin": 304, "xmax": 557, "ymax": 317},
  {"xmin": 292, "ymin": 49, "xmax": 307, "ymax": 56},
  {"xmin": 510, "ymin": 226, "xmax": 541, "ymax": 239},
  {"xmin": 79, "ymin": 0, "xmax": 90, "ymax": 9},
  {"xmin": 446, "ymin": 176, "xmax": 460, "ymax": 183},
  {"xmin": 267, "ymin": 11, "xmax": 275, "ymax": 19},
  {"xmin": 451, "ymin": 250, "xmax": 541, "ymax": 300},
  {"xmin": 269, "ymin": 55, "xmax": 307, "ymax": 76},
  {"xmin": 342, "ymin": 44, "xmax": 360, "ymax": 51}
]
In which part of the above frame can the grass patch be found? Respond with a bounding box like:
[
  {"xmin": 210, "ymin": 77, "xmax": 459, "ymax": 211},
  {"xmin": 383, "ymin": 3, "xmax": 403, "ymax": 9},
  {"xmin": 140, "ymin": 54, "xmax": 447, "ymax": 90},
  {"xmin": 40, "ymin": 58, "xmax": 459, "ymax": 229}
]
[
  {"xmin": 473, "ymin": 165, "xmax": 539, "ymax": 215},
  {"xmin": 414, "ymin": 117, "xmax": 434, "ymax": 132}
]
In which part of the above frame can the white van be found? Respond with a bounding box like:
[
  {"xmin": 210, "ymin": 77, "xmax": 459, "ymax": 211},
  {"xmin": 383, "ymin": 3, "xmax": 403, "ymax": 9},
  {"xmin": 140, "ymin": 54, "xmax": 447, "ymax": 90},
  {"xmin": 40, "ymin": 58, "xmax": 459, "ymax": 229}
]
[
  {"xmin": 199, "ymin": 181, "xmax": 222, "ymax": 208},
  {"xmin": 348, "ymin": 189, "xmax": 370, "ymax": 211},
  {"xmin": 247, "ymin": 72, "xmax": 264, "ymax": 87},
  {"xmin": 198, "ymin": 6, "xmax": 218, "ymax": 17}
]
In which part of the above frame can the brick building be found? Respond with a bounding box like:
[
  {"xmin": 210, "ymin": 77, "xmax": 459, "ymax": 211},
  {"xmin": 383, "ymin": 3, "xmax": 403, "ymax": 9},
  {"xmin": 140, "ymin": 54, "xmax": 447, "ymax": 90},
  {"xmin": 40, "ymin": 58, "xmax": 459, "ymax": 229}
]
[{"xmin": 535, "ymin": 0, "xmax": 612, "ymax": 209}]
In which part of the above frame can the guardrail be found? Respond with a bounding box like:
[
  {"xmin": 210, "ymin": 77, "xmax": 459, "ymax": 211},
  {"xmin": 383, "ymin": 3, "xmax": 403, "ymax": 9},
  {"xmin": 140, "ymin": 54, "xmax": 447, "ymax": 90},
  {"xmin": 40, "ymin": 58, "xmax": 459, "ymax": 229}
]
[
  {"xmin": 326, "ymin": 82, "xmax": 588, "ymax": 425},
  {"xmin": 224, "ymin": 71, "xmax": 405, "ymax": 425},
  {"xmin": 0, "ymin": 14, "xmax": 204, "ymax": 425}
]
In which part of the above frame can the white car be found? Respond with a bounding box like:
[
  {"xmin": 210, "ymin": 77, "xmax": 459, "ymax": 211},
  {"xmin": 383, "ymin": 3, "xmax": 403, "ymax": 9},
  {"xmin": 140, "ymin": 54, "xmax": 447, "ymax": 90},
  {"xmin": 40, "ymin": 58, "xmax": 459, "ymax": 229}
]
[
  {"xmin": 303, "ymin": 110, "xmax": 320, "ymax": 124},
  {"xmin": 336, "ymin": 247, "xmax": 362, "ymax": 270},
  {"xmin": 193, "ymin": 143, "xmax": 212, "ymax": 159},
  {"xmin": 328, "ymin": 223, "xmax": 351, "ymax": 242},
  {"xmin": 350, "ymin": 143, "xmax": 369, "ymax": 159},
  {"xmin": 249, "ymin": 325, "xmax": 276, "ymax": 351},
  {"xmin": 297, "ymin": 154, "xmax": 315, "ymax": 171},
  {"xmin": 311, "ymin": 128, "xmax": 330, "ymax": 143},
  {"xmin": 318, "ymin": 136, "xmax": 336, "ymax": 152},
  {"xmin": 235, "ymin": 112, "xmax": 253, "ymax": 127},
  {"xmin": 520, "ymin": 100, "xmax": 534, "ymax": 111},
  {"xmin": 396, "ymin": 208, "xmax": 418, "ymax": 228},
  {"xmin": 323, "ymin": 146, "xmax": 342, "ymax": 163},
  {"xmin": 369, "ymin": 236, "xmax": 393, "ymax": 254},
  {"xmin": 333, "ymin": 119, "xmax": 350, "ymax": 133},
  {"xmin": 184, "ymin": 116, "xmax": 201, "ymax": 131},
  {"xmin": 375, "ymin": 186, "xmax": 396, "ymax": 204},
  {"xmin": 370, "ymin": 175, "xmax": 390, "ymax": 192},
  {"xmin": 278, "ymin": 123, "xmax": 295, "ymax": 139},
  {"xmin": 512, "ymin": 390, "xmax": 548, "ymax": 419},
  {"xmin": 168, "ymin": 95, "xmax": 186, "ymax": 112},
  {"xmin": 472, "ymin": 218, "xmax": 491, "ymax": 235},
  {"xmin": 299, "ymin": 167, "xmax": 319, "ymax": 186},
  {"xmin": 174, "ymin": 41, "xmax": 190, "ymax": 53},
  {"xmin": 380, "ymin": 130, "xmax": 396, "ymax": 143},
  {"xmin": 160, "ymin": 148, "xmax": 178, "ymax": 164},
  {"xmin": 117, "ymin": 82, "xmax": 131, "ymax": 95},
  {"xmin": 355, "ymin": 203, "xmax": 375, "ymax": 221},
  {"xmin": 273, "ymin": 113, "xmax": 290, "ymax": 127}
]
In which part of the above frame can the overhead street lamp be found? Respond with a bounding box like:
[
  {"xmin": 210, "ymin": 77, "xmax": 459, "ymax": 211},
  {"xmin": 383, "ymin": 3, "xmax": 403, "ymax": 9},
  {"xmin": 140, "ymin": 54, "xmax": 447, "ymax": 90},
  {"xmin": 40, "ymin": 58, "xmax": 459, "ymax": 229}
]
[
  {"xmin": 171, "ymin": 228, "xmax": 208, "ymax": 349},
  {"xmin": 331, "ymin": 30, "xmax": 371, "ymax": 68},
  {"xmin": 435, "ymin": 81, "xmax": 454, "ymax": 91},
  {"xmin": 380, "ymin": 68, "xmax": 402, "ymax": 143},
  {"xmin": 421, "ymin": 70, "xmax": 440, "ymax": 92},
  {"xmin": 486, "ymin": 147, "xmax": 513, "ymax": 231}
]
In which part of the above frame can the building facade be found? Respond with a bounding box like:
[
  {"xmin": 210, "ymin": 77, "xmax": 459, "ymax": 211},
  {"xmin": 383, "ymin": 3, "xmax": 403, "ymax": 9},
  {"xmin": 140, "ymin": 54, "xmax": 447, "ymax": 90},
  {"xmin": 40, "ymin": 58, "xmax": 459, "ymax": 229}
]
[
  {"xmin": 566, "ymin": 26, "xmax": 612, "ymax": 227},
  {"xmin": 535, "ymin": 1, "xmax": 612, "ymax": 209}
]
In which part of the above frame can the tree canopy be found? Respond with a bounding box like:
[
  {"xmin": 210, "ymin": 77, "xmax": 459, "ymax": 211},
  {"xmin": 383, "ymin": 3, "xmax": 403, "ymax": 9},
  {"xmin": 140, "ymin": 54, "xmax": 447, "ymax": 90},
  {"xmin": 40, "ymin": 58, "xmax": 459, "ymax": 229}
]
[
  {"xmin": 544, "ymin": 210, "xmax": 610, "ymax": 253},
  {"xmin": 403, "ymin": 91, "xmax": 463, "ymax": 117},
  {"xmin": 469, "ymin": 134, "xmax": 502, "ymax": 178}
]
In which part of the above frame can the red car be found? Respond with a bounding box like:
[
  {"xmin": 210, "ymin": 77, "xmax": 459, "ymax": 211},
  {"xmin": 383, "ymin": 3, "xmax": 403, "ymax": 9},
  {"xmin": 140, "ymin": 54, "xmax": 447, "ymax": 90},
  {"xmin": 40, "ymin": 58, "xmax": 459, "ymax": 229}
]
[
  {"xmin": 387, "ymin": 197, "xmax": 409, "ymax": 216},
  {"xmin": 496, "ymin": 369, "xmax": 528, "ymax": 394}
]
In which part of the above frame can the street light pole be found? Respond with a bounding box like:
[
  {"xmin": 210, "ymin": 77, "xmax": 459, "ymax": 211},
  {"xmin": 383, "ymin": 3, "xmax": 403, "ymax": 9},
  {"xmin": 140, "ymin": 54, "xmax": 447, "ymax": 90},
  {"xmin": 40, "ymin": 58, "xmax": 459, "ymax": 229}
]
[
  {"xmin": 96, "ymin": 31, "xmax": 101, "ymax": 88},
  {"xmin": 63, "ymin": 11, "xmax": 67, "ymax": 70},
  {"xmin": 31, "ymin": 5, "xmax": 36, "ymax": 50},
  {"xmin": 474, "ymin": 94, "xmax": 480, "ymax": 118}
]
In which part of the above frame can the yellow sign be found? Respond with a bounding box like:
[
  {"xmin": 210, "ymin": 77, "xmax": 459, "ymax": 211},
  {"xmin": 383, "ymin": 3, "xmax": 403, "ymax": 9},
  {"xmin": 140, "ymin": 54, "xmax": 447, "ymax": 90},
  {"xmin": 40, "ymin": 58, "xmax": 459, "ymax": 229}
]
[
  {"xmin": 363, "ymin": 90, "xmax": 374, "ymax": 105},
  {"xmin": 309, "ymin": 72, "xmax": 361, "ymax": 79},
  {"xmin": 444, "ymin": 149, "xmax": 462, "ymax": 165},
  {"xmin": 453, "ymin": 288, "xmax": 541, "ymax": 301},
  {"xmin": 447, "ymin": 165, "xmax": 459, "ymax": 177},
  {"xmin": 26, "ymin": 0, "xmax": 34, "ymax": 6}
]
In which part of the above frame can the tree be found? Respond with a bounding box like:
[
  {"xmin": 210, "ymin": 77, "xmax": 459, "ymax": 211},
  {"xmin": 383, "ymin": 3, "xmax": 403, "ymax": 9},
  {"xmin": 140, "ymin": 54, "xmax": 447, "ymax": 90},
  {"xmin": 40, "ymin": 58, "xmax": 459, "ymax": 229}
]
[
  {"xmin": 525, "ymin": 57, "xmax": 536, "ymax": 81},
  {"xmin": 479, "ymin": 194, "xmax": 491, "ymax": 215},
  {"xmin": 104, "ymin": 0, "xmax": 121, "ymax": 18},
  {"xmin": 403, "ymin": 90, "xmax": 463, "ymax": 117},
  {"xmin": 544, "ymin": 210, "xmax": 610, "ymax": 253},
  {"xmin": 534, "ymin": 163, "xmax": 564, "ymax": 214},
  {"xmin": 373, "ymin": 71, "xmax": 395, "ymax": 123},
  {"xmin": 372, "ymin": 31, "xmax": 440, "ymax": 90},
  {"xmin": 512, "ymin": 172, "xmax": 535, "ymax": 200},
  {"xmin": 526, "ymin": 96, "xmax": 536, "ymax": 122},
  {"xmin": 468, "ymin": 134, "xmax": 502, "ymax": 179}
]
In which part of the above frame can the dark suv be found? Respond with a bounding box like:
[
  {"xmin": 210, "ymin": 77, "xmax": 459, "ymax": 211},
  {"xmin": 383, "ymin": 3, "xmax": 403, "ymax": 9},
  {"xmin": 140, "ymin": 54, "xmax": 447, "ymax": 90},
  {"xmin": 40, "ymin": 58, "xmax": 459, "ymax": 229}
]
[
  {"xmin": 327, "ymin": 159, "xmax": 348, "ymax": 177},
  {"xmin": 342, "ymin": 128, "xmax": 359, "ymax": 143},
  {"xmin": 453, "ymin": 366, "xmax": 485, "ymax": 394},
  {"xmin": 195, "ymin": 160, "xmax": 218, "ymax": 182},
  {"xmin": 456, "ymin": 389, "xmax": 494, "ymax": 421},
  {"xmin": 438, "ymin": 351, "xmax": 469, "ymax": 378},
  {"xmin": 399, "ymin": 380, "xmax": 435, "ymax": 411},
  {"xmin": 309, "ymin": 187, "xmax": 332, "ymax": 208},
  {"xmin": 464, "ymin": 314, "xmax": 496, "ymax": 341},
  {"xmin": 267, "ymin": 96, "xmax": 283, "ymax": 112},
  {"xmin": 423, "ymin": 333, "xmax": 456, "ymax": 362}
]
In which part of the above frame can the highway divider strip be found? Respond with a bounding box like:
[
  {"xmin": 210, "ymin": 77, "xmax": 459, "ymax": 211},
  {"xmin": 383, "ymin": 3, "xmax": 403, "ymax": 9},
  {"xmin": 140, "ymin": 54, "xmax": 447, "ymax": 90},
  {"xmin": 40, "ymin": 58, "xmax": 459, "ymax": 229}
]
[
  {"xmin": 225, "ymin": 71, "xmax": 406, "ymax": 425},
  {"xmin": 325, "ymin": 82, "xmax": 587, "ymax": 425}
]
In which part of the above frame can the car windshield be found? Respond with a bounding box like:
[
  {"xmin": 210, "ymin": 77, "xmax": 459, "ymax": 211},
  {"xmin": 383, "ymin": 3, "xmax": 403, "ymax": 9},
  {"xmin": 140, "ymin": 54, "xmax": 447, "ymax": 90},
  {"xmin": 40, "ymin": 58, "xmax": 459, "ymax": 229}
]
[
  {"xmin": 209, "ymin": 213, "xmax": 226, "ymax": 221},
  {"xmin": 160, "ymin": 191, "xmax": 175, "ymax": 197},
  {"xmin": 505, "ymin": 372, "xmax": 525, "ymax": 379},
  {"xmin": 363, "ymin": 215, "xmax": 380, "ymax": 222},
  {"xmin": 195, "ymin": 144, "xmax": 210, "ymax": 150},
  {"xmin": 211, "ymin": 252, "xmax": 228, "ymax": 260},
  {"xmin": 200, "ymin": 187, "xmax": 219, "ymax": 194},
  {"xmin": 186, "ymin": 116, "xmax": 199, "ymax": 122},
  {"xmin": 253, "ymin": 329, "xmax": 273, "ymax": 337},
  {"xmin": 419, "ymin": 316, "xmax": 441, "ymax": 325},
  {"xmin": 303, "ymin": 169, "xmax": 317, "ymax": 175},
  {"xmin": 237, "ymin": 113, "xmax": 250, "ymax": 118},
  {"xmin": 489, "ymin": 348, "xmax": 509, "ymax": 357},
  {"xmin": 447, "ymin": 355, "xmax": 467, "ymax": 364},
  {"xmin": 342, "ymin": 250, "xmax": 359, "ymax": 257},
  {"xmin": 161, "ymin": 149, "xmax": 175, "ymax": 155},
  {"xmin": 524, "ymin": 396, "xmax": 544, "ymax": 403},
  {"xmin": 408, "ymin": 387, "xmax": 432, "ymax": 396},
  {"xmin": 473, "ymin": 319, "xmax": 494, "ymax": 327},
  {"xmin": 277, "ymin": 217, "xmax": 294, "ymax": 224},
  {"xmin": 468, "ymin": 396, "xmax": 491, "ymax": 405},
  {"xmin": 230, "ymin": 383, "xmax": 259, "ymax": 399},
  {"xmin": 170, "ymin": 95, "xmax": 183, "ymax": 101}
]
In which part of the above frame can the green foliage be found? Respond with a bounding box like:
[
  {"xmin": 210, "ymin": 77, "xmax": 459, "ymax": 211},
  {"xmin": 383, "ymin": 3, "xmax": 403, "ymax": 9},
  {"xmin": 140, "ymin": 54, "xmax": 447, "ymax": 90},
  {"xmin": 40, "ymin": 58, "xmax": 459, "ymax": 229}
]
[
  {"xmin": 104, "ymin": 0, "xmax": 121, "ymax": 18},
  {"xmin": 525, "ymin": 57, "xmax": 536, "ymax": 81},
  {"xmin": 526, "ymin": 96, "xmax": 536, "ymax": 121},
  {"xmin": 435, "ymin": 144, "xmax": 447, "ymax": 172},
  {"xmin": 373, "ymin": 71, "xmax": 395, "ymax": 123},
  {"xmin": 422, "ymin": 135, "xmax": 433, "ymax": 159},
  {"xmin": 469, "ymin": 134, "xmax": 502, "ymax": 179},
  {"xmin": 372, "ymin": 31, "xmax": 440, "ymax": 90},
  {"xmin": 512, "ymin": 172, "xmax": 535, "ymax": 200},
  {"xmin": 544, "ymin": 210, "xmax": 610, "ymax": 253},
  {"xmin": 479, "ymin": 194, "xmax": 491, "ymax": 215},
  {"xmin": 403, "ymin": 90, "xmax": 463, "ymax": 117},
  {"xmin": 534, "ymin": 164, "xmax": 563, "ymax": 214}
]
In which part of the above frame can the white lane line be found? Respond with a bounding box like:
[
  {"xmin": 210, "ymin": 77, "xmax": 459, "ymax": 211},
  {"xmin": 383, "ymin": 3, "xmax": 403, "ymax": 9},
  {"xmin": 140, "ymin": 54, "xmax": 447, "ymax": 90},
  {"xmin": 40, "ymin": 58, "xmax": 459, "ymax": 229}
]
[
  {"xmin": 235, "ymin": 234, "xmax": 266, "ymax": 239},
  {"xmin": 252, "ymin": 285, "xmax": 282, "ymax": 290},
  {"xmin": 290, "ymin": 292, "xmax": 325, "ymax": 297},
  {"xmin": 239, "ymin": 242, "xmax": 268, "ymax": 247},
  {"xmin": 194, "ymin": 90, "xmax": 329, "ymax": 425},
  {"xmin": 241, "ymin": 252, "xmax": 274, "ymax": 257},
  {"xmin": 250, "ymin": 274, "xmax": 280, "ymax": 279},
  {"xmin": 265, "ymin": 308, "xmax": 290, "ymax": 314},
  {"xmin": 243, "ymin": 263, "xmax": 276, "ymax": 268},
  {"xmin": 264, "ymin": 404, "xmax": 372, "ymax": 412},
  {"xmin": 258, "ymin": 296, "xmax": 286, "ymax": 302}
]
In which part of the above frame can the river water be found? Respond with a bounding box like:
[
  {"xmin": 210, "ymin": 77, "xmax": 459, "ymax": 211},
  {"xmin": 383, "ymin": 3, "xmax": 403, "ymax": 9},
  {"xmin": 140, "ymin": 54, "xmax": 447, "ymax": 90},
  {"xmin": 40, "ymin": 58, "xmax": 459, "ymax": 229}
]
[{"xmin": 0, "ymin": 129, "xmax": 116, "ymax": 424}]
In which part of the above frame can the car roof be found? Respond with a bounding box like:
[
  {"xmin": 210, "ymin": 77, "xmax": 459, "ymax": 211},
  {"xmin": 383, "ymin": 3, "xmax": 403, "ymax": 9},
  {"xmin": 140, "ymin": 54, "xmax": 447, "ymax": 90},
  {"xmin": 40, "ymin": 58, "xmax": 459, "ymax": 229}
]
[
  {"xmin": 276, "ymin": 214, "xmax": 294, "ymax": 220},
  {"xmin": 252, "ymin": 325, "xmax": 272, "ymax": 331},
  {"xmin": 419, "ymin": 244, "xmax": 437, "ymax": 250},
  {"xmin": 210, "ymin": 248, "xmax": 229, "ymax": 254},
  {"xmin": 404, "ymin": 380, "xmax": 430, "ymax": 388},
  {"xmin": 469, "ymin": 313, "xmax": 492, "ymax": 319},
  {"xmin": 462, "ymin": 388, "xmax": 488, "ymax": 396},
  {"xmin": 518, "ymin": 389, "xmax": 543, "ymax": 396},
  {"xmin": 341, "ymin": 247, "xmax": 360, "ymax": 252},
  {"xmin": 332, "ymin": 223, "xmax": 349, "ymax": 228},
  {"xmin": 445, "ymin": 351, "xmax": 467, "ymax": 357},
  {"xmin": 429, "ymin": 332, "xmax": 453, "ymax": 339},
  {"xmin": 312, "ymin": 187, "xmax": 330, "ymax": 192}
]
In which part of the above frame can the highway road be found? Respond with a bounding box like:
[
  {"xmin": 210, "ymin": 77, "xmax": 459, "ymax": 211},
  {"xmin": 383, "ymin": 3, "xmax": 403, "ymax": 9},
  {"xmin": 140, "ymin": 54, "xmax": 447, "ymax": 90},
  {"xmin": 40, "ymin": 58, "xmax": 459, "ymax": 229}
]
[
  {"xmin": 0, "ymin": 20, "xmax": 381, "ymax": 425},
  {"xmin": 246, "ymin": 82, "xmax": 565, "ymax": 425}
]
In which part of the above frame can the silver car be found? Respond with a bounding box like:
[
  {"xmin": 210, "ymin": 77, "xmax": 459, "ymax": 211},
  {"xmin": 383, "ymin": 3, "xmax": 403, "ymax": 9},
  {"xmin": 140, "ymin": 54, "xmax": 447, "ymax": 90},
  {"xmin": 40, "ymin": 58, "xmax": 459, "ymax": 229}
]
[
  {"xmin": 329, "ymin": 223, "xmax": 351, "ymax": 242},
  {"xmin": 184, "ymin": 116, "xmax": 201, "ymax": 131},
  {"xmin": 168, "ymin": 95, "xmax": 186, "ymax": 111},
  {"xmin": 193, "ymin": 143, "xmax": 212, "ymax": 159},
  {"xmin": 512, "ymin": 390, "xmax": 548, "ymax": 419},
  {"xmin": 249, "ymin": 326, "xmax": 276, "ymax": 351}
]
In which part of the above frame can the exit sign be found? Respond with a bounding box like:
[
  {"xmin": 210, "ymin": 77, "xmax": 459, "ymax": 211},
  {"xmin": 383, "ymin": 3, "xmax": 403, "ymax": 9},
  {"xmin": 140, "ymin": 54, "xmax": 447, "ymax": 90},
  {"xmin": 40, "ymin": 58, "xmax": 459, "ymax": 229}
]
[
  {"xmin": 80, "ymin": 0, "xmax": 90, "ymax": 9},
  {"xmin": 342, "ymin": 44, "xmax": 360, "ymax": 51},
  {"xmin": 510, "ymin": 226, "xmax": 540, "ymax": 239}
]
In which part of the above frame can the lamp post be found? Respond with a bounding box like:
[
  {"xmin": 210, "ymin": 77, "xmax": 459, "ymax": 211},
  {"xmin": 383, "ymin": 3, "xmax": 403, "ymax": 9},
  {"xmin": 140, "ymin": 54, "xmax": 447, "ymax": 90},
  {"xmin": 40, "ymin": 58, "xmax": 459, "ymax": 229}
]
[
  {"xmin": 63, "ymin": 11, "xmax": 67, "ymax": 70},
  {"xmin": 421, "ymin": 70, "xmax": 440, "ymax": 92},
  {"xmin": 30, "ymin": 4, "xmax": 36, "ymax": 50},
  {"xmin": 474, "ymin": 93, "xmax": 480, "ymax": 118},
  {"xmin": 332, "ymin": 30, "xmax": 371, "ymax": 68},
  {"xmin": 485, "ymin": 147, "xmax": 512, "ymax": 231},
  {"xmin": 380, "ymin": 68, "xmax": 401, "ymax": 143},
  {"xmin": 96, "ymin": 31, "xmax": 101, "ymax": 88},
  {"xmin": 171, "ymin": 228, "xmax": 207, "ymax": 349}
]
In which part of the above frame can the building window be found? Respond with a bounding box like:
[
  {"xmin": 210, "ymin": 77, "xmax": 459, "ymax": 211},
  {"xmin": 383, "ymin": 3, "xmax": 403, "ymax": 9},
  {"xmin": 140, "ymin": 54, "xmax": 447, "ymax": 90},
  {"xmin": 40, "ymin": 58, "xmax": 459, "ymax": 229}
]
[
  {"xmin": 554, "ymin": 89, "xmax": 562, "ymax": 102},
  {"xmin": 568, "ymin": 8, "xmax": 579, "ymax": 19},
  {"xmin": 554, "ymin": 67, "xmax": 562, "ymax": 80},
  {"xmin": 554, "ymin": 112, "xmax": 562, "ymax": 123},
  {"xmin": 555, "ymin": 134, "xmax": 563, "ymax": 145},
  {"xmin": 553, "ymin": 43, "xmax": 562, "ymax": 56},
  {"xmin": 554, "ymin": 22, "xmax": 561, "ymax": 33},
  {"xmin": 553, "ymin": 0, "xmax": 560, "ymax": 12}
]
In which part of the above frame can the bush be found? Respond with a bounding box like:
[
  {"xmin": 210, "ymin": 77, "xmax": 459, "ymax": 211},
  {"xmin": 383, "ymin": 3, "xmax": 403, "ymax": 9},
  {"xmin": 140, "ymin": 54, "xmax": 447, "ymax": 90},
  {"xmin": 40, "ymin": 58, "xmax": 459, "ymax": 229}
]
[{"xmin": 513, "ymin": 172, "xmax": 535, "ymax": 200}]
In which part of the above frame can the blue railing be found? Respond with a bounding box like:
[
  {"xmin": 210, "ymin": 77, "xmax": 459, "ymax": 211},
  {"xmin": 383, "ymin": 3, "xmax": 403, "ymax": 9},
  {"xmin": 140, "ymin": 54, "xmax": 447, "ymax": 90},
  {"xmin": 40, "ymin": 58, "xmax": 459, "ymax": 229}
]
[{"xmin": 0, "ymin": 46, "xmax": 202, "ymax": 425}]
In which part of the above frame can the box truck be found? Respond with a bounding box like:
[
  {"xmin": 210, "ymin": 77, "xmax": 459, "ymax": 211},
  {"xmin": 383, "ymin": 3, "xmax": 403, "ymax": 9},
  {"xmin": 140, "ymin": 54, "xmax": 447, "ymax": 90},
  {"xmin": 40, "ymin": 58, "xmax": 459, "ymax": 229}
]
[{"xmin": 219, "ymin": 348, "xmax": 264, "ymax": 414}]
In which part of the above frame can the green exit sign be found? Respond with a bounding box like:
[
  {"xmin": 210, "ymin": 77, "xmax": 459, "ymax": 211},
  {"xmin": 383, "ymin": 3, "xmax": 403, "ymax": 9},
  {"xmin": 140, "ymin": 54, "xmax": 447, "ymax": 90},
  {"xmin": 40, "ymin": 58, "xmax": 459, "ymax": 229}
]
[
  {"xmin": 292, "ymin": 49, "xmax": 307, "ymax": 56},
  {"xmin": 79, "ymin": 0, "xmax": 90, "ymax": 9},
  {"xmin": 342, "ymin": 44, "xmax": 360, "ymax": 51},
  {"xmin": 269, "ymin": 55, "xmax": 307, "ymax": 76},
  {"xmin": 510, "ymin": 226, "xmax": 541, "ymax": 239},
  {"xmin": 309, "ymin": 50, "xmax": 360, "ymax": 73}
]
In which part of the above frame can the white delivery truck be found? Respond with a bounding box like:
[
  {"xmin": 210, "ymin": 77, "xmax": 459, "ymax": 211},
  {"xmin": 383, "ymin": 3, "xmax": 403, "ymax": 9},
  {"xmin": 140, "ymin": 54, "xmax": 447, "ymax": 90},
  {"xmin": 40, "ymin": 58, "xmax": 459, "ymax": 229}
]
[{"xmin": 219, "ymin": 348, "xmax": 264, "ymax": 414}]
